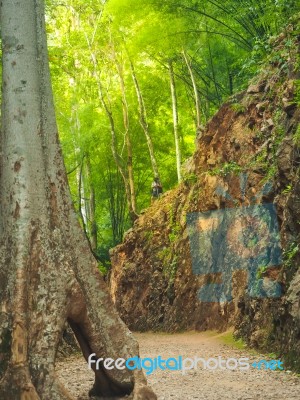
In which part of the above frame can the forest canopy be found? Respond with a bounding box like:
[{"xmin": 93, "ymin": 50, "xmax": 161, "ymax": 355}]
[{"xmin": 44, "ymin": 0, "xmax": 300, "ymax": 268}]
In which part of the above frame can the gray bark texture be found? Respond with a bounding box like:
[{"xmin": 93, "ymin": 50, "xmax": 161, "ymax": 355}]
[{"xmin": 0, "ymin": 1, "xmax": 156, "ymax": 399}]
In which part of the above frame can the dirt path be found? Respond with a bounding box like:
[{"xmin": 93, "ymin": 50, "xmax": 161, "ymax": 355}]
[{"xmin": 56, "ymin": 332, "xmax": 300, "ymax": 399}]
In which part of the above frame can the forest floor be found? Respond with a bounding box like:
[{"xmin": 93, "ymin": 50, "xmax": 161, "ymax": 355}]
[{"xmin": 56, "ymin": 331, "xmax": 300, "ymax": 400}]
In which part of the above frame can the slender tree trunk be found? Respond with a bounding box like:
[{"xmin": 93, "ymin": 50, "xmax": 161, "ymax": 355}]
[
  {"xmin": 168, "ymin": 60, "xmax": 182, "ymax": 182},
  {"xmin": 78, "ymin": 155, "xmax": 98, "ymax": 259},
  {"xmin": 182, "ymin": 50, "xmax": 202, "ymax": 133},
  {"xmin": 103, "ymin": 161, "xmax": 127, "ymax": 245},
  {"xmin": 0, "ymin": 1, "xmax": 156, "ymax": 399},
  {"xmin": 129, "ymin": 60, "xmax": 160, "ymax": 180},
  {"xmin": 86, "ymin": 154, "xmax": 98, "ymax": 252},
  {"xmin": 85, "ymin": 36, "xmax": 137, "ymax": 223},
  {"xmin": 78, "ymin": 154, "xmax": 91, "ymax": 248},
  {"xmin": 224, "ymin": 56, "xmax": 233, "ymax": 95},
  {"xmin": 207, "ymin": 36, "xmax": 221, "ymax": 105},
  {"xmin": 97, "ymin": 76, "xmax": 135, "ymax": 223},
  {"xmin": 115, "ymin": 59, "xmax": 137, "ymax": 220}
]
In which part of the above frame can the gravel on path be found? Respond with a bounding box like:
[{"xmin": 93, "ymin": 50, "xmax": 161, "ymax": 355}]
[{"xmin": 56, "ymin": 331, "xmax": 300, "ymax": 400}]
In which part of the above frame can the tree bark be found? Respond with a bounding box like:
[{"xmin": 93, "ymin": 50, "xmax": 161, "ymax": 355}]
[
  {"xmin": 102, "ymin": 161, "xmax": 127, "ymax": 245},
  {"xmin": 77, "ymin": 154, "xmax": 96, "ymax": 257},
  {"xmin": 182, "ymin": 50, "xmax": 202, "ymax": 133},
  {"xmin": 207, "ymin": 36, "xmax": 221, "ymax": 105},
  {"xmin": 0, "ymin": 1, "xmax": 156, "ymax": 399},
  {"xmin": 85, "ymin": 154, "xmax": 98, "ymax": 252},
  {"xmin": 85, "ymin": 35, "xmax": 137, "ymax": 224},
  {"xmin": 97, "ymin": 73, "xmax": 136, "ymax": 224},
  {"xmin": 129, "ymin": 60, "xmax": 160, "ymax": 180},
  {"xmin": 115, "ymin": 58, "xmax": 138, "ymax": 221},
  {"xmin": 168, "ymin": 60, "xmax": 182, "ymax": 183}
]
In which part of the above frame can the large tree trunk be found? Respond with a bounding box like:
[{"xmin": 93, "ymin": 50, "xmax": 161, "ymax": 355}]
[{"xmin": 0, "ymin": 1, "xmax": 156, "ymax": 399}]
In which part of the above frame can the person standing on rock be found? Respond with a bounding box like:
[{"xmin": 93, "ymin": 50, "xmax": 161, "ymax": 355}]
[{"xmin": 151, "ymin": 176, "xmax": 163, "ymax": 201}]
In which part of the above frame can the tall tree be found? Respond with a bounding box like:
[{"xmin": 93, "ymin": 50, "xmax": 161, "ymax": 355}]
[
  {"xmin": 0, "ymin": 1, "xmax": 156, "ymax": 399},
  {"xmin": 182, "ymin": 50, "xmax": 202, "ymax": 133},
  {"xmin": 169, "ymin": 60, "xmax": 182, "ymax": 182},
  {"xmin": 85, "ymin": 154, "xmax": 98, "ymax": 252},
  {"xmin": 114, "ymin": 54, "xmax": 138, "ymax": 219},
  {"xmin": 85, "ymin": 31, "xmax": 138, "ymax": 223},
  {"xmin": 130, "ymin": 59, "xmax": 160, "ymax": 180}
]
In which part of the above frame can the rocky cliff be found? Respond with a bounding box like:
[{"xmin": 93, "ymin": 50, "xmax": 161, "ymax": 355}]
[{"xmin": 109, "ymin": 22, "xmax": 300, "ymax": 370}]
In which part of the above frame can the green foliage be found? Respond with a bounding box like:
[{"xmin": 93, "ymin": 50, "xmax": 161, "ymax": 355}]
[
  {"xmin": 98, "ymin": 263, "xmax": 109, "ymax": 277},
  {"xmin": 283, "ymin": 241, "xmax": 299, "ymax": 268},
  {"xmin": 293, "ymin": 124, "xmax": 300, "ymax": 146},
  {"xmin": 43, "ymin": 0, "xmax": 300, "ymax": 257},
  {"xmin": 282, "ymin": 184, "xmax": 293, "ymax": 194},
  {"xmin": 219, "ymin": 331, "xmax": 247, "ymax": 351},
  {"xmin": 182, "ymin": 172, "xmax": 198, "ymax": 185},
  {"xmin": 168, "ymin": 224, "xmax": 181, "ymax": 243},
  {"xmin": 230, "ymin": 103, "xmax": 246, "ymax": 114},
  {"xmin": 256, "ymin": 265, "xmax": 269, "ymax": 279},
  {"xmin": 264, "ymin": 164, "xmax": 277, "ymax": 181},
  {"xmin": 249, "ymin": 113, "xmax": 285, "ymax": 180},
  {"xmin": 209, "ymin": 162, "xmax": 242, "ymax": 177},
  {"xmin": 167, "ymin": 204, "xmax": 181, "ymax": 243},
  {"xmin": 165, "ymin": 255, "xmax": 179, "ymax": 283},
  {"xmin": 295, "ymin": 80, "xmax": 300, "ymax": 105},
  {"xmin": 157, "ymin": 246, "xmax": 178, "ymax": 283},
  {"xmin": 157, "ymin": 247, "xmax": 171, "ymax": 262},
  {"xmin": 143, "ymin": 230, "xmax": 154, "ymax": 242}
]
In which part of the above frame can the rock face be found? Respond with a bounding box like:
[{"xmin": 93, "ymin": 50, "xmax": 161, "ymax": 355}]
[{"xmin": 109, "ymin": 26, "xmax": 300, "ymax": 370}]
